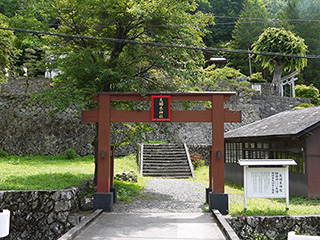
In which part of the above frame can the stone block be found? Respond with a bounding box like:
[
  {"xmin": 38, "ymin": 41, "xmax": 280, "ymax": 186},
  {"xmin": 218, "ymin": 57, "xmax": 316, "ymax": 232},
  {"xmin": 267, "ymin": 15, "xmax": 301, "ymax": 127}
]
[
  {"xmin": 93, "ymin": 193, "xmax": 114, "ymax": 212},
  {"xmin": 209, "ymin": 193, "xmax": 229, "ymax": 215}
]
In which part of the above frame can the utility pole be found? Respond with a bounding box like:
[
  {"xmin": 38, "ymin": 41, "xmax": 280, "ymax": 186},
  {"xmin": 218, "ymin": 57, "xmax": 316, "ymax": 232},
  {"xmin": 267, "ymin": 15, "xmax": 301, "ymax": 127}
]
[{"xmin": 248, "ymin": 49, "xmax": 252, "ymax": 78}]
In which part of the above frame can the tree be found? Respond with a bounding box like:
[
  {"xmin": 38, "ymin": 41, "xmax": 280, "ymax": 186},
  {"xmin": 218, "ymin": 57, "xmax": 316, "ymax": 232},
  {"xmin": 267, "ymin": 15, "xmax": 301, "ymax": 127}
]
[
  {"xmin": 263, "ymin": 0, "xmax": 288, "ymax": 16},
  {"xmin": 295, "ymin": 84, "xmax": 320, "ymax": 105},
  {"xmin": 1, "ymin": 0, "xmax": 22, "ymax": 18},
  {"xmin": 15, "ymin": 0, "xmax": 213, "ymax": 183},
  {"xmin": 0, "ymin": 13, "xmax": 17, "ymax": 83},
  {"xmin": 280, "ymin": 0, "xmax": 320, "ymax": 89},
  {"xmin": 197, "ymin": 0, "xmax": 245, "ymax": 46},
  {"xmin": 16, "ymin": 0, "xmax": 212, "ymax": 109},
  {"xmin": 226, "ymin": 0, "xmax": 272, "ymax": 76},
  {"xmin": 252, "ymin": 27, "xmax": 307, "ymax": 87}
]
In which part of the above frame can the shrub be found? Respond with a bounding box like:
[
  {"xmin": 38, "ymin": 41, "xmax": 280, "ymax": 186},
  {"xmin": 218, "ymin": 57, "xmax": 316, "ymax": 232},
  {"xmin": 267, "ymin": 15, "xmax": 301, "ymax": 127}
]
[
  {"xmin": 190, "ymin": 153, "xmax": 204, "ymax": 169},
  {"xmin": 295, "ymin": 84, "xmax": 320, "ymax": 105},
  {"xmin": 249, "ymin": 72, "xmax": 267, "ymax": 83},
  {"xmin": 0, "ymin": 148, "xmax": 8, "ymax": 158},
  {"xmin": 65, "ymin": 148, "xmax": 77, "ymax": 159},
  {"xmin": 293, "ymin": 103, "xmax": 312, "ymax": 110}
]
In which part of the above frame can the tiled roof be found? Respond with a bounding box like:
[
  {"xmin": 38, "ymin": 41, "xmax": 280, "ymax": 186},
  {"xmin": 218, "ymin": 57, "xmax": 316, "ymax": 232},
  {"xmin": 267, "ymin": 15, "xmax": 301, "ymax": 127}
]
[{"xmin": 225, "ymin": 106, "xmax": 320, "ymax": 139}]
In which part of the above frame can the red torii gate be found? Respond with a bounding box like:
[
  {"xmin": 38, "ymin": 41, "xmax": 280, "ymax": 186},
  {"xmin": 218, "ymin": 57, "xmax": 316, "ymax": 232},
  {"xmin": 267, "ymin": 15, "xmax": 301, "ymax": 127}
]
[{"xmin": 82, "ymin": 92, "xmax": 241, "ymax": 213}]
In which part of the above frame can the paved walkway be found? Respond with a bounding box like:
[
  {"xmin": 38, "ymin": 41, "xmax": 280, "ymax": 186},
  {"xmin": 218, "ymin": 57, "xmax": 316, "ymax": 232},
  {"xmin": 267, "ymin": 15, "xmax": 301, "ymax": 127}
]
[{"xmin": 73, "ymin": 212, "xmax": 227, "ymax": 240}]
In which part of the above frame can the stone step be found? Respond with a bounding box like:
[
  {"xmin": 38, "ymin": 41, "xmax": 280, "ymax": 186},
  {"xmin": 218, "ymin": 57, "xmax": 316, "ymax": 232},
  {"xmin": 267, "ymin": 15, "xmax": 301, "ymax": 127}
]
[
  {"xmin": 143, "ymin": 157, "xmax": 187, "ymax": 161},
  {"xmin": 144, "ymin": 165, "xmax": 190, "ymax": 171},
  {"xmin": 143, "ymin": 154, "xmax": 186, "ymax": 158},
  {"xmin": 143, "ymin": 150, "xmax": 186, "ymax": 153},
  {"xmin": 141, "ymin": 143, "xmax": 193, "ymax": 178},
  {"xmin": 143, "ymin": 144, "xmax": 184, "ymax": 148},
  {"xmin": 143, "ymin": 169, "xmax": 191, "ymax": 173},
  {"xmin": 143, "ymin": 160, "xmax": 188, "ymax": 164},
  {"xmin": 144, "ymin": 149, "xmax": 186, "ymax": 152},
  {"xmin": 143, "ymin": 172, "xmax": 192, "ymax": 178}
]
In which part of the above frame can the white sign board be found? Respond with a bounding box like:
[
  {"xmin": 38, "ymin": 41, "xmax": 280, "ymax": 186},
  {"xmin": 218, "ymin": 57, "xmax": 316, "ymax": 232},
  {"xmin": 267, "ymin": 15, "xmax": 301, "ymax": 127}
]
[
  {"xmin": 251, "ymin": 84, "xmax": 262, "ymax": 94},
  {"xmin": 246, "ymin": 167, "xmax": 286, "ymax": 198},
  {"xmin": 239, "ymin": 159, "xmax": 297, "ymax": 211}
]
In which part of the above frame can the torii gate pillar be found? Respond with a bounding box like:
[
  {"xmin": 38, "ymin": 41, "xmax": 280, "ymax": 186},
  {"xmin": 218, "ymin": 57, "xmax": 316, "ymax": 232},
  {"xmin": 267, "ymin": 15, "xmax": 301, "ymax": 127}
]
[
  {"xmin": 82, "ymin": 92, "xmax": 241, "ymax": 214},
  {"xmin": 209, "ymin": 94, "xmax": 229, "ymax": 214}
]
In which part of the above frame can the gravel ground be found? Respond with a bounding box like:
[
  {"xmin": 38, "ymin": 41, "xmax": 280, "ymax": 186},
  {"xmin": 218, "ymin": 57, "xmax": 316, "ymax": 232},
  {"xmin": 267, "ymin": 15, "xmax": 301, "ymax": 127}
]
[{"xmin": 113, "ymin": 178, "xmax": 208, "ymax": 213}]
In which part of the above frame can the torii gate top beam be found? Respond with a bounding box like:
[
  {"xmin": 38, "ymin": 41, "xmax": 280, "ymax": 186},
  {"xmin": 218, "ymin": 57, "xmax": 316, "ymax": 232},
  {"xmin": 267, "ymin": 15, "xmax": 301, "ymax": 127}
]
[{"xmin": 83, "ymin": 92, "xmax": 241, "ymax": 123}]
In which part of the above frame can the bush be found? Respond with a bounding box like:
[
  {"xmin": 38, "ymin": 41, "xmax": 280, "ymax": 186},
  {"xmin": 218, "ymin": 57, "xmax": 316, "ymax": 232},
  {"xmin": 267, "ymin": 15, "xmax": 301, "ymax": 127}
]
[
  {"xmin": 295, "ymin": 84, "xmax": 320, "ymax": 105},
  {"xmin": 293, "ymin": 103, "xmax": 312, "ymax": 110},
  {"xmin": 190, "ymin": 153, "xmax": 204, "ymax": 169},
  {"xmin": 0, "ymin": 148, "xmax": 8, "ymax": 158},
  {"xmin": 65, "ymin": 148, "xmax": 77, "ymax": 159},
  {"xmin": 249, "ymin": 73, "xmax": 267, "ymax": 83}
]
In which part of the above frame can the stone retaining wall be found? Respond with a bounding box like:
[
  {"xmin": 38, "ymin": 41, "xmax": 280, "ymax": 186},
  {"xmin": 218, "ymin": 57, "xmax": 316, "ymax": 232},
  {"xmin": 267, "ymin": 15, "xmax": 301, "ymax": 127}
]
[
  {"xmin": 0, "ymin": 78, "xmax": 309, "ymax": 157},
  {"xmin": 226, "ymin": 215, "xmax": 320, "ymax": 240},
  {"xmin": 0, "ymin": 187, "xmax": 85, "ymax": 240}
]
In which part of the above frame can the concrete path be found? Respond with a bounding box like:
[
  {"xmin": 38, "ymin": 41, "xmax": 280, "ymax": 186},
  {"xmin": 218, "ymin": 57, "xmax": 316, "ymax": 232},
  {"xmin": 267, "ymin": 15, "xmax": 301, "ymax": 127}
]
[{"xmin": 73, "ymin": 212, "xmax": 227, "ymax": 240}]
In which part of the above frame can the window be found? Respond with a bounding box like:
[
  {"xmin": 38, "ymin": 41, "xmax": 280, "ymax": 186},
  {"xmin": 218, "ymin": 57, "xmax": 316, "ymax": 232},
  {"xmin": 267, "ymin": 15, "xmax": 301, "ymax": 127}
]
[{"xmin": 225, "ymin": 140, "xmax": 304, "ymax": 173}]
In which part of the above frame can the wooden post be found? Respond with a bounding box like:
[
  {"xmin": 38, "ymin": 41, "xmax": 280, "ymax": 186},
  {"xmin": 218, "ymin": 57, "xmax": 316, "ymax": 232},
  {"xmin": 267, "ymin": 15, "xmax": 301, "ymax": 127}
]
[
  {"xmin": 211, "ymin": 95, "xmax": 225, "ymax": 193},
  {"xmin": 209, "ymin": 146, "xmax": 213, "ymax": 189},
  {"xmin": 97, "ymin": 94, "xmax": 111, "ymax": 193},
  {"xmin": 110, "ymin": 146, "xmax": 114, "ymax": 189}
]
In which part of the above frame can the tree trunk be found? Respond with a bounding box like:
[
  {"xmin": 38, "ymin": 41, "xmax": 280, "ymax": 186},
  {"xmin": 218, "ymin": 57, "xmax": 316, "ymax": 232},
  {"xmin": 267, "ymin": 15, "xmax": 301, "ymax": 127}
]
[{"xmin": 272, "ymin": 60, "xmax": 283, "ymax": 95}]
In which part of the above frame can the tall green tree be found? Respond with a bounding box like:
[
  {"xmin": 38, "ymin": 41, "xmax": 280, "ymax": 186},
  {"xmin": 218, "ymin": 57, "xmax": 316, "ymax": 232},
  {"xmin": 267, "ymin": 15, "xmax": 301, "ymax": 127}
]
[
  {"xmin": 16, "ymin": 0, "xmax": 212, "ymax": 109},
  {"xmin": 15, "ymin": 0, "xmax": 213, "ymax": 182},
  {"xmin": 0, "ymin": 13, "xmax": 17, "ymax": 83},
  {"xmin": 263, "ymin": 0, "xmax": 288, "ymax": 16},
  {"xmin": 1, "ymin": 0, "xmax": 22, "ymax": 18},
  {"xmin": 198, "ymin": 0, "xmax": 245, "ymax": 46},
  {"xmin": 252, "ymin": 27, "xmax": 307, "ymax": 86},
  {"xmin": 280, "ymin": 0, "xmax": 320, "ymax": 89},
  {"xmin": 227, "ymin": 0, "xmax": 272, "ymax": 76}
]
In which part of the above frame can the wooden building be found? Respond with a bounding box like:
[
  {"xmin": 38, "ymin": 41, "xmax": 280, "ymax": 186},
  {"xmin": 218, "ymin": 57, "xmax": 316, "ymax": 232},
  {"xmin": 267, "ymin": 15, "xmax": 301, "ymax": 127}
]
[{"xmin": 224, "ymin": 106, "xmax": 320, "ymax": 198}]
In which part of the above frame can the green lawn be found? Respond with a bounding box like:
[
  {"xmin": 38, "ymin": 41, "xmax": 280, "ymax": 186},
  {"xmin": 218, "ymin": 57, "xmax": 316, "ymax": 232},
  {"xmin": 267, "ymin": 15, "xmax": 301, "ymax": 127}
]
[
  {"xmin": 0, "ymin": 155, "xmax": 95, "ymax": 190},
  {"xmin": 0, "ymin": 154, "xmax": 144, "ymax": 203},
  {"xmin": 1, "ymin": 154, "xmax": 319, "ymax": 216},
  {"xmin": 192, "ymin": 165, "xmax": 320, "ymax": 216}
]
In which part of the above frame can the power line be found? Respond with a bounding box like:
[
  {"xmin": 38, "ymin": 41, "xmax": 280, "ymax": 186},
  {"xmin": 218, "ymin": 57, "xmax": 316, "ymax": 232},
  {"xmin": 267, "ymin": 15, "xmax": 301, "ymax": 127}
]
[
  {"xmin": 2, "ymin": 2, "xmax": 320, "ymax": 25},
  {"xmin": 7, "ymin": 17, "xmax": 320, "ymax": 32},
  {"xmin": 1, "ymin": 26, "xmax": 319, "ymax": 59}
]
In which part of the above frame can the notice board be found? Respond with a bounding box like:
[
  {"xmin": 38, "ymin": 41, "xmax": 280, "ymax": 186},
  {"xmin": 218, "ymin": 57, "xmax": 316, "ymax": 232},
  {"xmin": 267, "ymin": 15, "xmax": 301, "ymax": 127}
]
[{"xmin": 246, "ymin": 167, "xmax": 286, "ymax": 198}]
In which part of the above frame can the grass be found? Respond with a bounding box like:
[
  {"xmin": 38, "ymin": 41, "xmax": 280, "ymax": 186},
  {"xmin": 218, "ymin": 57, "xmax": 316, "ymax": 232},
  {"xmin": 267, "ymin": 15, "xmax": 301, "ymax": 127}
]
[
  {"xmin": 0, "ymin": 153, "xmax": 145, "ymax": 203},
  {"xmin": 113, "ymin": 154, "xmax": 146, "ymax": 203},
  {"xmin": 1, "ymin": 154, "xmax": 320, "ymax": 215},
  {"xmin": 0, "ymin": 155, "xmax": 94, "ymax": 190},
  {"xmin": 192, "ymin": 165, "xmax": 320, "ymax": 216}
]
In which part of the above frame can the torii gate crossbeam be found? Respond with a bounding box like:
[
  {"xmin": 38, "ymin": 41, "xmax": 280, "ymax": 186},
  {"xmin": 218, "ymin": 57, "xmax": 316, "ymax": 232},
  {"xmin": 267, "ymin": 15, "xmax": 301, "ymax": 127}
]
[{"xmin": 82, "ymin": 92, "xmax": 241, "ymax": 214}]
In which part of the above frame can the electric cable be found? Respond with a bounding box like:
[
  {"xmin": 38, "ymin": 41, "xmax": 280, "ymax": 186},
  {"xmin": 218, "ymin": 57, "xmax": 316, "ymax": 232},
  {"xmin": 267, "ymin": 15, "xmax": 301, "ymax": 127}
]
[{"xmin": 1, "ymin": 26, "xmax": 319, "ymax": 59}]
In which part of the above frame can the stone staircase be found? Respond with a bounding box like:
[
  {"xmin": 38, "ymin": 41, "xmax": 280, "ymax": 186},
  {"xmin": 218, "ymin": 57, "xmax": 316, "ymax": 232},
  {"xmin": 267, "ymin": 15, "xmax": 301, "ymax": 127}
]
[{"xmin": 139, "ymin": 144, "xmax": 195, "ymax": 178}]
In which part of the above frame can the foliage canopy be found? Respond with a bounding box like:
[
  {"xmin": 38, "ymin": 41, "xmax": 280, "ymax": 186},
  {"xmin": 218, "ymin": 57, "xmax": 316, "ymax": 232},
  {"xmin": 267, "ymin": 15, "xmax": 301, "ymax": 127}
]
[
  {"xmin": 295, "ymin": 84, "xmax": 320, "ymax": 105},
  {"xmin": 252, "ymin": 27, "xmax": 307, "ymax": 84},
  {"xmin": 0, "ymin": 14, "xmax": 17, "ymax": 83},
  {"xmin": 16, "ymin": 0, "xmax": 213, "ymax": 110}
]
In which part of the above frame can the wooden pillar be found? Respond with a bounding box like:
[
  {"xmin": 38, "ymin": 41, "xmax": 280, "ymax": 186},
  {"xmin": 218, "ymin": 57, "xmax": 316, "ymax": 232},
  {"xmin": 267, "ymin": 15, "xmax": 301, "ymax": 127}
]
[
  {"xmin": 209, "ymin": 146, "xmax": 213, "ymax": 189},
  {"xmin": 110, "ymin": 146, "xmax": 114, "ymax": 188},
  {"xmin": 97, "ymin": 94, "xmax": 111, "ymax": 193},
  {"xmin": 211, "ymin": 95, "xmax": 225, "ymax": 193}
]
